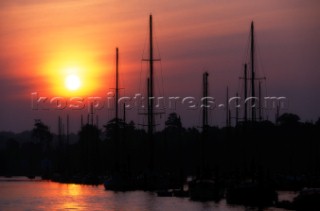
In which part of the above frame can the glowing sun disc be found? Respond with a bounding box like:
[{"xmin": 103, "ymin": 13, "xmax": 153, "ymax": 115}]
[{"xmin": 65, "ymin": 74, "xmax": 81, "ymax": 91}]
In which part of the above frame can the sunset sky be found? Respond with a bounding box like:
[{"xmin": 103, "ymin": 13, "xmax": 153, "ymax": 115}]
[{"xmin": 0, "ymin": 0, "xmax": 319, "ymax": 132}]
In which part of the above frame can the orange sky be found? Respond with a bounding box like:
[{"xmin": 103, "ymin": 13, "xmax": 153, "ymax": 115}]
[{"xmin": 0, "ymin": 0, "xmax": 319, "ymax": 132}]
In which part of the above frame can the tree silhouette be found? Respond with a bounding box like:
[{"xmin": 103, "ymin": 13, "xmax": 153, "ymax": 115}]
[
  {"xmin": 32, "ymin": 119, "xmax": 52, "ymax": 153},
  {"xmin": 277, "ymin": 113, "xmax": 300, "ymax": 126},
  {"xmin": 165, "ymin": 113, "xmax": 182, "ymax": 129}
]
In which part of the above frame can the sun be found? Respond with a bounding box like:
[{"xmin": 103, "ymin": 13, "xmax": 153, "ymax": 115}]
[{"xmin": 65, "ymin": 74, "xmax": 81, "ymax": 91}]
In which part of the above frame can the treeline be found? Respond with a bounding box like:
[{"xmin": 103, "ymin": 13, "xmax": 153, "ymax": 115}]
[{"xmin": 1, "ymin": 113, "xmax": 320, "ymax": 188}]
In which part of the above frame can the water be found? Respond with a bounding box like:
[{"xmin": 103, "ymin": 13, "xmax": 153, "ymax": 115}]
[{"xmin": 0, "ymin": 177, "xmax": 292, "ymax": 211}]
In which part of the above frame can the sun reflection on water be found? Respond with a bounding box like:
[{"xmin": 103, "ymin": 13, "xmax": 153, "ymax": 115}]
[{"xmin": 0, "ymin": 179, "xmax": 292, "ymax": 211}]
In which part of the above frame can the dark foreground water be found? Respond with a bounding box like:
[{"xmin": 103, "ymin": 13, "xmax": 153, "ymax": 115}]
[{"xmin": 0, "ymin": 177, "xmax": 294, "ymax": 211}]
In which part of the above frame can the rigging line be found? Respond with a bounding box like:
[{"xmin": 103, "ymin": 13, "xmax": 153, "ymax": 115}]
[
  {"xmin": 237, "ymin": 68, "xmax": 242, "ymax": 95},
  {"xmin": 138, "ymin": 61, "xmax": 143, "ymax": 94},
  {"xmin": 153, "ymin": 17, "xmax": 162, "ymax": 61},
  {"xmin": 156, "ymin": 42, "xmax": 165, "ymax": 99},
  {"xmin": 141, "ymin": 21, "xmax": 149, "ymax": 60},
  {"xmin": 152, "ymin": 23, "xmax": 166, "ymax": 116},
  {"xmin": 139, "ymin": 31, "xmax": 148, "ymax": 95},
  {"xmin": 153, "ymin": 21, "xmax": 165, "ymax": 99},
  {"xmin": 144, "ymin": 63, "xmax": 149, "ymax": 94},
  {"xmin": 240, "ymin": 27, "xmax": 251, "ymax": 95},
  {"xmin": 242, "ymin": 29, "xmax": 251, "ymax": 66},
  {"xmin": 155, "ymin": 66, "xmax": 165, "ymax": 108},
  {"xmin": 155, "ymin": 66, "xmax": 161, "ymax": 97},
  {"xmin": 256, "ymin": 36, "xmax": 267, "ymax": 81},
  {"xmin": 239, "ymin": 31, "xmax": 251, "ymax": 106},
  {"xmin": 139, "ymin": 62, "xmax": 149, "ymax": 96},
  {"xmin": 159, "ymin": 61, "xmax": 165, "ymax": 101},
  {"xmin": 255, "ymin": 35, "xmax": 262, "ymax": 76},
  {"xmin": 138, "ymin": 20, "xmax": 149, "ymax": 94},
  {"xmin": 253, "ymin": 30, "xmax": 269, "ymax": 120},
  {"xmin": 117, "ymin": 55, "xmax": 126, "ymax": 99},
  {"xmin": 263, "ymin": 75, "xmax": 269, "ymax": 119}
]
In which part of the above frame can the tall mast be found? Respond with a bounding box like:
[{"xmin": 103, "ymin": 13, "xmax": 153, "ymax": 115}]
[
  {"xmin": 148, "ymin": 14, "xmax": 154, "ymax": 137},
  {"xmin": 201, "ymin": 72, "xmax": 209, "ymax": 175},
  {"xmin": 141, "ymin": 14, "xmax": 162, "ymax": 173},
  {"xmin": 146, "ymin": 14, "xmax": 155, "ymax": 173},
  {"xmin": 251, "ymin": 21, "xmax": 256, "ymax": 122},
  {"xmin": 202, "ymin": 72, "xmax": 209, "ymax": 131},
  {"xmin": 114, "ymin": 48, "xmax": 120, "ymax": 173}
]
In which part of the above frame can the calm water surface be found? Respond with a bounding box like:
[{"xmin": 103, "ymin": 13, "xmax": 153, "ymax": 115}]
[{"xmin": 0, "ymin": 177, "xmax": 293, "ymax": 211}]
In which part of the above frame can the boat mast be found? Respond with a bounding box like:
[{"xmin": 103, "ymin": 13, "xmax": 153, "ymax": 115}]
[
  {"xmin": 148, "ymin": 15, "xmax": 154, "ymax": 138},
  {"xmin": 147, "ymin": 14, "xmax": 155, "ymax": 172},
  {"xmin": 201, "ymin": 72, "xmax": 209, "ymax": 175},
  {"xmin": 251, "ymin": 21, "xmax": 256, "ymax": 122},
  {"xmin": 140, "ymin": 14, "xmax": 162, "ymax": 173},
  {"xmin": 202, "ymin": 72, "xmax": 209, "ymax": 131},
  {"xmin": 113, "ymin": 47, "xmax": 120, "ymax": 173}
]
